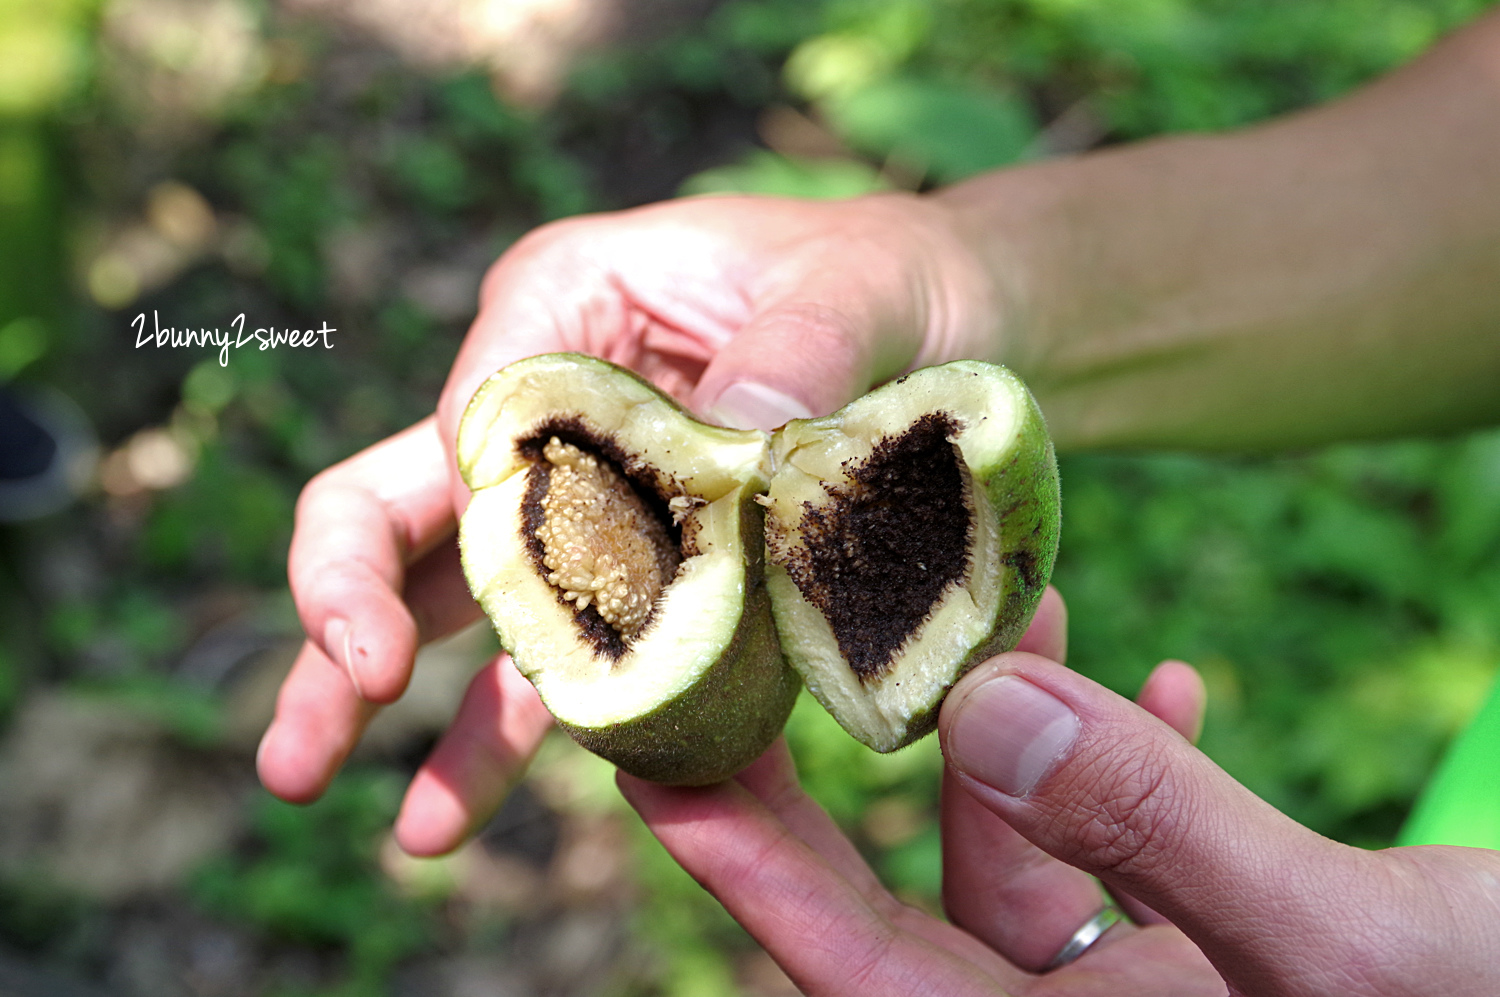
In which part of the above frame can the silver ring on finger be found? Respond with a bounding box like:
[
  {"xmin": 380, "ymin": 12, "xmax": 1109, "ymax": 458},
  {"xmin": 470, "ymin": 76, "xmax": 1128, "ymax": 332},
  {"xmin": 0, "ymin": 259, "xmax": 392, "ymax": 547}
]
[{"xmin": 1044, "ymin": 904, "xmax": 1126, "ymax": 971}]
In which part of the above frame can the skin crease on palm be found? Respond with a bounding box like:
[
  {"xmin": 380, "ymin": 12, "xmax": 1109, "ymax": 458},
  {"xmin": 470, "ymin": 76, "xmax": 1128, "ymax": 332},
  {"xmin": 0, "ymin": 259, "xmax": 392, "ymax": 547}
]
[{"xmin": 259, "ymin": 9, "xmax": 1500, "ymax": 996}]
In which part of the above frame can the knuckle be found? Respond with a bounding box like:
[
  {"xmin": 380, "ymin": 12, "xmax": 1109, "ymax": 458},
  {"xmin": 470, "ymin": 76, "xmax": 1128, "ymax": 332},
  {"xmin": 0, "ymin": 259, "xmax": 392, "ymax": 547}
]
[
  {"xmin": 289, "ymin": 480, "xmax": 355, "ymax": 560},
  {"xmin": 294, "ymin": 466, "xmax": 340, "ymax": 515},
  {"xmin": 294, "ymin": 465, "xmax": 374, "ymax": 529},
  {"xmin": 505, "ymin": 216, "xmax": 581, "ymax": 257},
  {"xmin": 477, "ymin": 212, "xmax": 622, "ymax": 313},
  {"xmin": 478, "ymin": 224, "xmax": 565, "ymax": 298},
  {"xmin": 758, "ymin": 302, "xmax": 867, "ymax": 386},
  {"xmin": 769, "ymin": 300, "xmax": 860, "ymax": 345},
  {"xmin": 489, "ymin": 214, "xmax": 600, "ymax": 274},
  {"xmin": 288, "ymin": 554, "xmax": 365, "ymax": 608},
  {"xmin": 1064, "ymin": 740, "xmax": 1188, "ymax": 878},
  {"xmin": 840, "ymin": 927, "xmax": 898, "ymax": 994}
]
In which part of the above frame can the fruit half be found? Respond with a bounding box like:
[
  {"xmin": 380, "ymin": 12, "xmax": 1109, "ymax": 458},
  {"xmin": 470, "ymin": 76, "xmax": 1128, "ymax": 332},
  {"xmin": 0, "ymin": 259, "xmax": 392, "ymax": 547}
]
[
  {"xmin": 759, "ymin": 361, "xmax": 1060, "ymax": 752},
  {"xmin": 456, "ymin": 354, "xmax": 800, "ymax": 785}
]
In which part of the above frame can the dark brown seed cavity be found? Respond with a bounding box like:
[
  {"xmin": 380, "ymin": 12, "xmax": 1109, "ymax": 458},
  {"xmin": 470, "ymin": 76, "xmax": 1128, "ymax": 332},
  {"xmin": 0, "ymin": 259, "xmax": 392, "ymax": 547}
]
[{"xmin": 774, "ymin": 412, "xmax": 971, "ymax": 681}]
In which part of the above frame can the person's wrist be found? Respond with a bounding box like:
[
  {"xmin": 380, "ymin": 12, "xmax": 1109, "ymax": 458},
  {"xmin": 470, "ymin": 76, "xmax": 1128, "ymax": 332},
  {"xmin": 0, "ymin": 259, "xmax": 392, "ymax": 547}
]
[{"xmin": 925, "ymin": 168, "xmax": 1060, "ymax": 380}]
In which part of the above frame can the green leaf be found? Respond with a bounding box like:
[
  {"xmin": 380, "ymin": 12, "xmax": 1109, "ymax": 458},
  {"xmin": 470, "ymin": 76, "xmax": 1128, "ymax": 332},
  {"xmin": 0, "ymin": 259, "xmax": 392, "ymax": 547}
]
[{"xmin": 821, "ymin": 74, "xmax": 1037, "ymax": 183}]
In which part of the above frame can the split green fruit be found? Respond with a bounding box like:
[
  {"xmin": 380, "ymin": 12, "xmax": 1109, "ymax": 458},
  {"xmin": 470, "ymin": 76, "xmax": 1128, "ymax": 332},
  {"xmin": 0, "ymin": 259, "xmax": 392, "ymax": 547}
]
[
  {"xmin": 457, "ymin": 354, "xmax": 1059, "ymax": 782},
  {"xmin": 457, "ymin": 354, "xmax": 798, "ymax": 786},
  {"xmin": 761, "ymin": 361, "xmax": 1059, "ymax": 751}
]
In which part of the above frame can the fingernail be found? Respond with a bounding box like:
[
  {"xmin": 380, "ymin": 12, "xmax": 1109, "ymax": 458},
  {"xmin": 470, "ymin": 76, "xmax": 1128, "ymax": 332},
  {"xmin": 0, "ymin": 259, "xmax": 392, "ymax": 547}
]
[
  {"xmin": 323, "ymin": 617, "xmax": 364, "ymax": 698},
  {"xmin": 706, "ymin": 381, "xmax": 814, "ymax": 430},
  {"xmin": 949, "ymin": 675, "xmax": 1079, "ymax": 797}
]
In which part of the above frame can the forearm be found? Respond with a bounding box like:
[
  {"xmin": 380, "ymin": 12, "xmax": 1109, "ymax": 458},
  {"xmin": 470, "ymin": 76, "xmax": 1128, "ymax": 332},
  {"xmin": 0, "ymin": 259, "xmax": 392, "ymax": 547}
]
[{"xmin": 935, "ymin": 9, "xmax": 1500, "ymax": 452}]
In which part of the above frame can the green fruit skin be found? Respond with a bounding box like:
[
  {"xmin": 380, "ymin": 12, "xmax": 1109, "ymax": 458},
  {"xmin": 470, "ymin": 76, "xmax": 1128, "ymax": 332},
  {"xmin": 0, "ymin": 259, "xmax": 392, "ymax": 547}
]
[
  {"xmin": 893, "ymin": 402, "xmax": 1060, "ymax": 749},
  {"xmin": 547, "ymin": 494, "xmax": 801, "ymax": 786}
]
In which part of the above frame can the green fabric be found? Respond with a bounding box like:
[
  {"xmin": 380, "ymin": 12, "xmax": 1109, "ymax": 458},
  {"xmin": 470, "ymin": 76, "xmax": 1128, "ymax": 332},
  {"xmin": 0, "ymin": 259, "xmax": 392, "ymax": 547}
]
[{"xmin": 1398, "ymin": 675, "xmax": 1500, "ymax": 849}]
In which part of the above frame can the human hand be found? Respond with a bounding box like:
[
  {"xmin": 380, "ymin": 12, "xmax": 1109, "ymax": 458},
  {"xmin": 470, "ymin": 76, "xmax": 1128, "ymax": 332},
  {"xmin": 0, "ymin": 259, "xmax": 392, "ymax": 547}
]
[
  {"xmin": 259, "ymin": 192, "xmax": 1001, "ymax": 856},
  {"xmin": 621, "ymin": 588, "xmax": 1500, "ymax": 996}
]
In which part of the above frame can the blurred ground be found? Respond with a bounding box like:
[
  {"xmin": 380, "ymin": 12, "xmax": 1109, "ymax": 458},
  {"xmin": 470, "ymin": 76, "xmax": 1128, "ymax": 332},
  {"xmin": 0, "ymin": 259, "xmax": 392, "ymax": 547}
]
[{"xmin": 1, "ymin": 0, "xmax": 1498, "ymax": 994}]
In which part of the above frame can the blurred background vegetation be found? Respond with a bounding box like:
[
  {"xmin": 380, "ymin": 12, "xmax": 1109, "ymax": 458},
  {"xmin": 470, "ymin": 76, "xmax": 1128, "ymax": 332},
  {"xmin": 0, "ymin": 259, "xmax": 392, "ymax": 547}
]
[{"xmin": 1, "ymin": 0, "xmax": 1497, "ymax": 994}]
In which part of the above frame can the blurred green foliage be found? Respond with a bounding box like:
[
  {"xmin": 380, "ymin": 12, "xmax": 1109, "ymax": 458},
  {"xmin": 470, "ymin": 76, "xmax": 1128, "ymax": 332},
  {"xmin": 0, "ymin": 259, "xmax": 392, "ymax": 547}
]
[
  {"xmin": 0, "ymin": 0, "xmax": 90, "ymax": 375},
  {"xmin": 1056, "ymin": 437, "xmax": 1500, "ymax": 845},
  {"xmin": 2, "ymin": 0, "xmax": 1498, "ymax": 993},
  {"xmin": 823, "ymin": 75, "xmax": 1036, "ymax": 182},
  {"xmin": 688, "ymin": 0, "xmax": 1496, "ymax": 194},
  {"xmin": 930, "ymin": 0, "xmax": 1492, "ymax": 136}
]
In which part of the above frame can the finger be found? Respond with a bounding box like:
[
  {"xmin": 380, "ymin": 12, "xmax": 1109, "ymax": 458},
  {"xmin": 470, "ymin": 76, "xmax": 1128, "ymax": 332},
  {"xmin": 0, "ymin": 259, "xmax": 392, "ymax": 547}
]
[
  {"xmin": 734, "ymin": 742, "xmax": 1028, "ymax": 967},
  {"xmin": 1015, "ymin": 585, "xmax": 1068, "ymax": 663},
  {"xmin": 288, "ymin": 417, "xmax": 455, "ymax": 704},
  {"xmin": 617, "ymin": 771, "xmax": 1024, "ymax": 997},
  {"xmin": 438, "ymin": 213, "xmax": 691, "ymax": 459},
  {"xmin": 393, "ymin": 653, "xmax": 553, "ymax": 857},
  {"xmin": 1135, "ymin": 660, "xmax": 1207, "ymax": 745},
  {"xmin": 401, "ymin": 534, "xmax": 485, "ymax": 642},
  {"xmin": 436, "ymin": 231, "xmax": 605, "ymax": 518},
  {"xmin": 271, "ymin": 547, "xmax": 484, "ymax": 816},
  {"xmin": 941, "ymin": 765, "xmax": 1120, "ymax": 972},
  {"xmin": 742, "ymin": 722, "xmax": 1105, "ymax": 974},
  {"xmin": 263, "ymin": 525, "xmax": 480, "ymax": 806},
  {"xmin": 943, "ymin": 585, "xmax": 1113, "ymax": 969},
  {"xmin": 689, "ymin": 268, "xmax": 923, "ymax": 429},
  {"xmin": 731, "ymin": 740, "xmax": 892, "ymax": 899},
  {"xmin": 1110, "ymin": 659, "xmax": 1209, "ymax": 927},
  {"xmin": 257, "ymin": 639, "xmax": 377, "ymax": 803},
  {"xmin": 683, "ymin": 192, "xmax": 995, "ymax": 431},
  {"xmin": 940, "ymin": 652, "xmax": 1377, "ymax": 997}
]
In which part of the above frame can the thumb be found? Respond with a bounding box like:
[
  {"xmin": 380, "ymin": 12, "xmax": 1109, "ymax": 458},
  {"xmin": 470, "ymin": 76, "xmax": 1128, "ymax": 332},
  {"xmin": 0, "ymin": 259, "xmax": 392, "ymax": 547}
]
[
  {"xmin": 689, "ymin": 281, "xmax": 921, "ymax": 430},
  {"xmin": 939, "ymin": 652, "xmax": 1378, "ymax": 996}
]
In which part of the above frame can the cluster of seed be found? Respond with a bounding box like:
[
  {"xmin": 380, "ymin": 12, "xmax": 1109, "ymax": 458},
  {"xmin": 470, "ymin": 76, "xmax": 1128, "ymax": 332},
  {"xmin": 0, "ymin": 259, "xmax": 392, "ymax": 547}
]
[{"xmin": 535, "ymin": 437, "xmax": 678, "ymax": 638}]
